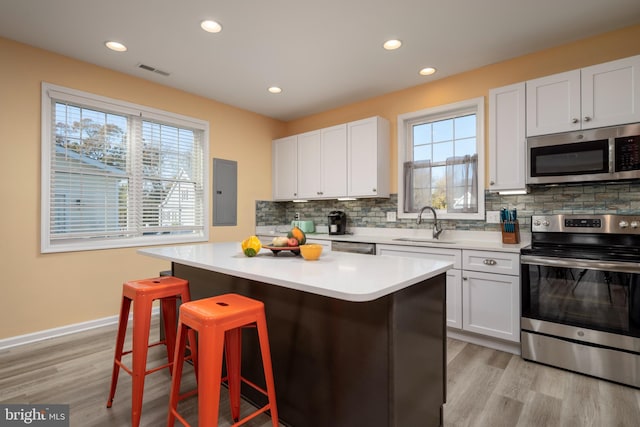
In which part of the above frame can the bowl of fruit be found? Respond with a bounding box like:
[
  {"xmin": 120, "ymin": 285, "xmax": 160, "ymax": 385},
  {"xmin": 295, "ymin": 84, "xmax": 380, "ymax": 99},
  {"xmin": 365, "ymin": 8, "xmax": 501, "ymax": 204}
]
[{"xmin": 263, "ymin": 226, "xmax": 307, "ymax": 256}]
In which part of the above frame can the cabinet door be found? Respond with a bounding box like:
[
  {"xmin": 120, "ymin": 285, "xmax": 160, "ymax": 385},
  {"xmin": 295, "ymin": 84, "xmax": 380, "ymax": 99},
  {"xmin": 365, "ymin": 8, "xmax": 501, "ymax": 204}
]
[
  {"xmin": 581, "ymin": 55, "xmax": 640, "ymax": 129},
  {"xmin": 462, "ymin": 271, "xmax": 520, "ymax": 342},
  {"xmin": 272, "ymin": 136, "xmax": 298, "ymax": 200},
  {"xmin": 320, "ymin": 124, "xmax": 347, "ymax": 197},
  {"xmin": 526, "ymin": 70, "xmax": 581, "ymax": 136},
  {"xmin": 296, "ymin": 130, "xmax": 322, "ymax": 198},
  {"xmin": 446, "ymin": 268, "xmax": 462, "ymax": 329},
  {"xmin": 347, "ymin": 117, "xmax": 389, "ymax": 197},
  {"xmin": 488, "ymin": 83, "xmax": 526, "ymax": 192}
]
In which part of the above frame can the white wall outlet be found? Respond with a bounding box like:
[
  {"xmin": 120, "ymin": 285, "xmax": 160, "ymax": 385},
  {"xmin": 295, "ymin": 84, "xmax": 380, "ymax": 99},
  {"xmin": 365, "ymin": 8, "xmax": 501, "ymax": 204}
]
[
  {"xmin": 486, "ymin": 210, "xmax": 501, "ymax": 224},
  {"xmin": 386, "ymin": 211, "xmax": 397, "ymax": 222}
]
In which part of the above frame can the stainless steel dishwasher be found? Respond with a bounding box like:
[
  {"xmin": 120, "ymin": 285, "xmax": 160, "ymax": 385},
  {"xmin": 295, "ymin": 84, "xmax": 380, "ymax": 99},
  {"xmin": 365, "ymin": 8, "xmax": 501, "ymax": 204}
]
[{"xmin": 331, "ymin": 241, "xmax": 376, "ymax": 255}]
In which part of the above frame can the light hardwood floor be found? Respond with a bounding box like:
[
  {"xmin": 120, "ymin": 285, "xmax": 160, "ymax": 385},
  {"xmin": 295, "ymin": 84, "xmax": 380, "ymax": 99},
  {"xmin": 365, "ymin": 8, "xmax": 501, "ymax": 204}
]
[{"xmin": 1, "ymin": 319, "xmax": 639, "ymax": 426}]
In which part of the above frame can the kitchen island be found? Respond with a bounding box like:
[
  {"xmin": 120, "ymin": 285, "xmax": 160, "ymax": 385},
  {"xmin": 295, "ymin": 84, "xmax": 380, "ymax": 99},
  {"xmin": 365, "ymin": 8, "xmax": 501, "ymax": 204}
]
[{"xmin": 139, "ymin": 242, "xmax": 451, "ymax": 427}]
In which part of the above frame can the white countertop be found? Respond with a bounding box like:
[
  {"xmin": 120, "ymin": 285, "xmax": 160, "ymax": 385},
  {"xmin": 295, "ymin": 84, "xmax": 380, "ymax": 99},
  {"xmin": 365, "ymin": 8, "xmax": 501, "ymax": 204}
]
[
  {"xmin": 256, "ymin": 226, "xmax": 530, "ymax": 253},
  {"xmin": 138, "ymin": 242, "xmax": 452, "ymax": 302}
]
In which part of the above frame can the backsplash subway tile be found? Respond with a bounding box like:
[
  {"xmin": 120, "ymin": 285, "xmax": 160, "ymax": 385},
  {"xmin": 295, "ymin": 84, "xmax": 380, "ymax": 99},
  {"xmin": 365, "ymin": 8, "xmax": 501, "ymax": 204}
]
[{"xmin": 256, "ymin": 182, "xmax": 640, "ymax": 232}]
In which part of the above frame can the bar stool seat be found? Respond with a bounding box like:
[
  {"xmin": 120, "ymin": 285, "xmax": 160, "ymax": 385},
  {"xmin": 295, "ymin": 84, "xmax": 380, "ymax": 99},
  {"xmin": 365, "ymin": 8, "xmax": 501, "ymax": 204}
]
[
  {"xmin": 168, "ymin": 293, "xmax": 278, "ymax": 427},
  {"xmin": 107, "ymin": 276, "xmax": 195, "ymax": 427}
]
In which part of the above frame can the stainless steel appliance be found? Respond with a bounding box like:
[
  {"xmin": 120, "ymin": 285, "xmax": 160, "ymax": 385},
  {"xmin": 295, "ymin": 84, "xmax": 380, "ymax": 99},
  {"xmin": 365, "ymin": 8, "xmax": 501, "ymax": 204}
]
[
  {"xmin": 526, "ymin": 123, "xmax": 640, "ymax": 185},
  {"xmin": 331, "ymin": 241, "xmax": 376, "ymax": 255},
  {"xmin": 521, "ymin": 214, "xmax": 640, "ymax": 388},
  {"xmin": 328, "ymin": 210, "xmax": 347, "ymax": 235}
]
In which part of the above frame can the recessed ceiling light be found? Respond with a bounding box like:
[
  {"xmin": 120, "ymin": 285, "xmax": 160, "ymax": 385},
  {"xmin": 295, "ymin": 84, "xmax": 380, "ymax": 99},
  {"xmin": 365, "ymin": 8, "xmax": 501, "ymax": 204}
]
[
  {"xmin": 200, "ymin": 20, "xmax": 222, "ymax": 33},
  {"xmin": 105, "ymin": 41, "xmax": 127, "ymax": 52},
  {"xmin": 383, "ymin": 39, "xmax": 402, "ymax": 50},
  {"xmin": 268, "ymin": 86, "xmax": 282, "ymax": 94},
  {"xmin": 419, "ymin": 67, "xmax": 437, "ymax": 76}
]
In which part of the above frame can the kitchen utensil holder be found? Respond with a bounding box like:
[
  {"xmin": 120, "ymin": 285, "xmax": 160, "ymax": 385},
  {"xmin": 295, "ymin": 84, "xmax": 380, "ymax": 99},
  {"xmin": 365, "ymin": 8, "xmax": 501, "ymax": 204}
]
[{"xmin": 501, "ymin": 221, "xmax": 520, "ymax": 244}]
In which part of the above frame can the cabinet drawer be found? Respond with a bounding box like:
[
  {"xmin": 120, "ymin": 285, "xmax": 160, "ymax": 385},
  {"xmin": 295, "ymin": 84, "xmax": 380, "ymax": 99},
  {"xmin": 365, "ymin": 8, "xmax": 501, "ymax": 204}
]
[{"xmin": 462, "ymin": 250, "xmax": 519, "ymax": 275}]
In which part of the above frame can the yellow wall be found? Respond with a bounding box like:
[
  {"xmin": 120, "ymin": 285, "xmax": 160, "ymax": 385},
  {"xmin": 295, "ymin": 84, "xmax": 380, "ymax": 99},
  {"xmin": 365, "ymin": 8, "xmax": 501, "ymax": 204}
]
[
  {"xmin": 0, "ymin": 38, "xmax": 284, "ymax": 339},
  {"xmin": 285, "ymin": 24, "xmax": 640, "ymax": 193},
  {"xmin": 2, "ymin": 24, "xmax": 640, "ymax": 340}
]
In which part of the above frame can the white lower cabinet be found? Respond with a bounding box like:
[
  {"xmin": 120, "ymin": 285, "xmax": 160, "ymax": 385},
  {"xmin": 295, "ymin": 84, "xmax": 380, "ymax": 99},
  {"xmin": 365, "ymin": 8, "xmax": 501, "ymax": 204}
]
[
  {"xmin": 462, "ymin": 250, "xmax": 520, "ymax": 342},
  {"xmin": 376, "ymin": 244, "xmax": 462, "ymax": 329},
  {"xmin": 445, "ymin": 268, "xmax": 462, "ymax": 329},
  {"xmin": 377, "ymin": 244, "xmax": 520, "ymax": 342}
]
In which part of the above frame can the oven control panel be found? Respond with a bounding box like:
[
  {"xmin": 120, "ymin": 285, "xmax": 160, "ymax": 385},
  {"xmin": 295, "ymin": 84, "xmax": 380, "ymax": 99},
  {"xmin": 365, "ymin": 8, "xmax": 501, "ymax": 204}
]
[
  {"xmin": 564, "ymin": 218, "xmax": 602, "ymax": 228},
  {"xmin": 531, "ymin": 214, "xmax": 640, "ymax": 234}
]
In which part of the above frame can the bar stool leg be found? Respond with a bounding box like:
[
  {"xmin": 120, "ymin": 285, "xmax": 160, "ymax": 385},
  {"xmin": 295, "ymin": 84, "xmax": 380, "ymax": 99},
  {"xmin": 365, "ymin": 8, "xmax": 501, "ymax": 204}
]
[
  {"xmin": 107, "ymin": 296, "xmax": 131, "ymax": 408},
  {"xmin": 198, "ymin": 329, "xmax": 225, "ymax": 426},
  {"xmin": 188, "ymin": 328, "xmax": 198, "ymax": 382},
  {"xmin": 224, "ymin": 328, "xmax": 242, "ymax": 422},
  {"xmin": 256, "ymin": 315, "xmax": 278, "ymax": 425},
  {"xmin": 167, "ymin": 321, "xmax": 188, "ymax": 427},
  {"xmin": 131, "ymin": 297, "xmax": 153, "ymax": 427},
  {"xmin": 161, "ymin": 297, "xmax": 178, "ymax": 366}
]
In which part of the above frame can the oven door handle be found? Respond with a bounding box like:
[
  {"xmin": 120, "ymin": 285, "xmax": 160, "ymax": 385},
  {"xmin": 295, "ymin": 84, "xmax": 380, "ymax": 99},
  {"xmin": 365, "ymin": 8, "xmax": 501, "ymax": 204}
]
[{"xmin": 521, "ymin": 255, "xmax": 640, "ymax": 274}]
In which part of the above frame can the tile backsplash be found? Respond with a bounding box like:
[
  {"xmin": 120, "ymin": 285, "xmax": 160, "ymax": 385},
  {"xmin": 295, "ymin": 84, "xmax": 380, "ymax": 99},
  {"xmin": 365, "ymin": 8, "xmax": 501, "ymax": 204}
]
[{"xmin": 256, "ymin": 182, "xmax": 640, "ymax": 232}]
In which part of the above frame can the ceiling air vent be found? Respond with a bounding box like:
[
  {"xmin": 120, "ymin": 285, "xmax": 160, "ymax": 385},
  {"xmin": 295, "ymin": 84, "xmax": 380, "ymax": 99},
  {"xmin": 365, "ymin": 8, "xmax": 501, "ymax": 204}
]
[{"xmin": 137, "ymin": 63, "xmax": 170, "ymax": 77}]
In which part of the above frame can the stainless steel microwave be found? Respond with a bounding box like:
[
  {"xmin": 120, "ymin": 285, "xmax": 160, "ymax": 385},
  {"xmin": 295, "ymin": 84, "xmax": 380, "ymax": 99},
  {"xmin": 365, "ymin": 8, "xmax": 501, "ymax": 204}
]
[{"xmin": 526, "ymin": 123, "xmax": 640, "ymax": 185}]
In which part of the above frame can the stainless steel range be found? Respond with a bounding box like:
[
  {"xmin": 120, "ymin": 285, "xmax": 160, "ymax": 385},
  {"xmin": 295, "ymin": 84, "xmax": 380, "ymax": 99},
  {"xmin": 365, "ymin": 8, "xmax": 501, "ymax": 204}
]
[{"xmin": 520, "ymin": 214, "xmax": 640, "ymax": 388}]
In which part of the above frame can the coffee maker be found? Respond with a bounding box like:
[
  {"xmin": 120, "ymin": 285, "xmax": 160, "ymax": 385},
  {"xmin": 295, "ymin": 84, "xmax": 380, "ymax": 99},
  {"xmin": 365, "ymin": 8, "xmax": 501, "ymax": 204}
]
[{"xmin": 328, "ymin": 211, "xmax": 347, "ymax": 235}]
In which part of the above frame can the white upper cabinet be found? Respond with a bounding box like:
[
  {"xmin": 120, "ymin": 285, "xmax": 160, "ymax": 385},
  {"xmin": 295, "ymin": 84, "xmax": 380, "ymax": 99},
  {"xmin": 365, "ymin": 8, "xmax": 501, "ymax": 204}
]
[
  {"xmin": 296, "ymin": 130, "xmax": 322, "ymax": 199},
  {"xmin": 296, "ymin": 125, "xmax": 348, "ymax": 199},
  {"xmin": 526, "ymin": 70, "xmax": 581, "ymax": 136},
  {"xmin": 273, "ymin": 117, "xmax": 389, "ymax": 201},
  {"xmin": 320, "ymin": 124, "xmax": 348, "ymax": 198},
  {"xmin": 488, "ymin": 82, "xmax": 527, "ymax": 192},
  {"xmin": 272, "ymin": 135, "xmax": 298, "ymax": 200},
  {"xmin": 347, "ymin": 116, "xmax": 390, "ymax": 198},
  {"xmin": 527, "ymin": 55, "xmax": 640, "ymax": 136},
  {"xmin": 581, "ymin": 56, "xmax": 640, "ymax": 129}
]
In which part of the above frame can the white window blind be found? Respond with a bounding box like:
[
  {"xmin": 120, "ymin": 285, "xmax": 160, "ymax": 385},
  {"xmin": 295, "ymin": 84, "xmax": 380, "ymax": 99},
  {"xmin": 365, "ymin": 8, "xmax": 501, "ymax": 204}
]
[{"xmin": 42, "ymin": 83, "xmax": 209, "ymax": 252}]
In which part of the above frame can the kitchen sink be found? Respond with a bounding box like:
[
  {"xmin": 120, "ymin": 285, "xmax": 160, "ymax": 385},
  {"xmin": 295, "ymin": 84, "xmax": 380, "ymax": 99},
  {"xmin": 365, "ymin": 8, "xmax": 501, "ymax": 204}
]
[{"xmin": 392, "ymin": 237, "xmax": 457, "ymax": 244}]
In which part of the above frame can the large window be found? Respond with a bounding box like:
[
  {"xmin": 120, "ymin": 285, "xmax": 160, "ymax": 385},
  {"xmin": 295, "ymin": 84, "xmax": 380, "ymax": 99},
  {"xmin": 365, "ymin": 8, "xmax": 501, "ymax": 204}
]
[
  {"xmin": 398, "ymin": 97, "xmax": 484, "ymax": 220},
  {"xmin": 41, "ymin": 83, "xmax": 209, "ymax": 253}
]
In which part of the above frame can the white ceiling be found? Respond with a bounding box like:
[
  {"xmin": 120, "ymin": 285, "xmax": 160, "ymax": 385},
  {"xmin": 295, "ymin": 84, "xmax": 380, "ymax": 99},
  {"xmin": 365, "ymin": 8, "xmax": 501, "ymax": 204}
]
[{"xmin": 1, "ymin": 0, "xmax": 640, "ymax": 121}]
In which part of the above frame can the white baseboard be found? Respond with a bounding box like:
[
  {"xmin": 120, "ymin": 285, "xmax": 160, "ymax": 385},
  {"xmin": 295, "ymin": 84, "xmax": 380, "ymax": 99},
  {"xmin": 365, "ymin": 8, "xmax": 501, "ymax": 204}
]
[
  {"xmin": 0, "ymin": 307, "xmax": 160, "ymax": 350},
  {"xmin": 447, "ymin": 328, "xmax": 521, "ymax": 355}
]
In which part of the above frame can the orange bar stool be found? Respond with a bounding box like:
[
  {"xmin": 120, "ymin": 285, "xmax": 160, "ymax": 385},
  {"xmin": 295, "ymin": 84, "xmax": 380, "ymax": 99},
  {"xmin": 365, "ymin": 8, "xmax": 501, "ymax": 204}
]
[
  {"xmin": 107, "ymin": 276, "xmax": 195, "ymax": 427},
  {"xmin": 167, "ymin": 293, "xmax": 278, "ymax": 427}
]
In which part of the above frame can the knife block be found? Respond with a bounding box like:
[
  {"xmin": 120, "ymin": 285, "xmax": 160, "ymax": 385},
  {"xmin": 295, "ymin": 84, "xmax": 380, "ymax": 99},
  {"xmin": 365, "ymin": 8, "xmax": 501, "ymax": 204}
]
[{"xmin": 501, "ymin": 221, "xmax": 520, "ymax": 244}]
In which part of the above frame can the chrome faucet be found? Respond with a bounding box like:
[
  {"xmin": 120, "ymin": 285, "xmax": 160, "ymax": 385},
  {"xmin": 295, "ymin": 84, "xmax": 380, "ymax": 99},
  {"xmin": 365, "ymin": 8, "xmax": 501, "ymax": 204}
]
[{"xmin": 417, "ymin": 206, "xmax": 443, "ymax": 239}]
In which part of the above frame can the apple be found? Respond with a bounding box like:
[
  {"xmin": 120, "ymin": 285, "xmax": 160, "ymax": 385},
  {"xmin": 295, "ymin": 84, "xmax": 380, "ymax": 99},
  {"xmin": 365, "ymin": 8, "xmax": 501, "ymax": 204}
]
[{"xmin": 287, "ymin": 238, "xmax": 298, "ymax": 247}]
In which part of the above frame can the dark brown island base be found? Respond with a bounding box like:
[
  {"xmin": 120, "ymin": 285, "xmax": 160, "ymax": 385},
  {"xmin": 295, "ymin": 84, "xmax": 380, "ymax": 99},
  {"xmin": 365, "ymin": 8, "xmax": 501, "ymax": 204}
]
[{"xmin": 140, "ymin": 242, "xmax": 450, "ymax": 427}]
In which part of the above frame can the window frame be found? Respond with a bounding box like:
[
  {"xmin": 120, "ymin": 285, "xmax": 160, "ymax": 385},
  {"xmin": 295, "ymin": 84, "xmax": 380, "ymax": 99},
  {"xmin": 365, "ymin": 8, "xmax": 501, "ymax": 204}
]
[
  {"xmin": 41, "ymin": 82, "xmax": 210, "ymax": 253},
  {"xmin": 397, "ymin": 97, "xmax": 485, "ymax": 220}
]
